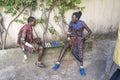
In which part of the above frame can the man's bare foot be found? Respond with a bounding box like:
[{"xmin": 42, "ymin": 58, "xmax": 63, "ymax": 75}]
[{"xmin": 35, "ymin": 61, "xmax": 46, "ymax": 68}]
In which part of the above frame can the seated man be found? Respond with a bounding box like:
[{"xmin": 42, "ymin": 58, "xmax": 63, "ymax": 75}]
[
  {"xmin": 52, "ymin": 11, "xmax": 92, "ymax": 76},
  {"xmin": 17, "ymin": 16, "xmax": 45, "ymax": 68}
]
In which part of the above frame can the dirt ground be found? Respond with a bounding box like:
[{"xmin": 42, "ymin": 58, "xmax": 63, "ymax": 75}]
[{"xmin": 0, "ymin": 40, "xmax": 119, "ymax": 80}]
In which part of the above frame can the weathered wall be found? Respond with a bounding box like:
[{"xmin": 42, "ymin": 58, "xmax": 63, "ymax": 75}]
[
  {"xmin": 82, "ymin": 0, "xmax": 120, "ymax": 33},
  {"xmin": 65, "ymin": 0, "xmax": 120, "ymax": 33},
  {"xmin": 0, "ymin": 0, "xmax": 120, "ymax": 47}
]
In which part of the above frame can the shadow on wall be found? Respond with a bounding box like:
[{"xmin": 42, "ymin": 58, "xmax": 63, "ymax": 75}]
[{"xmin": 93, "ymin": 31, "xmax": 117, "ymax": 40}]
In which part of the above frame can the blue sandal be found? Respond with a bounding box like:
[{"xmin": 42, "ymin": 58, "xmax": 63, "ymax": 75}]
[
  {"xmin": 52, "ymin": 63, "xmax": 60, "ymax": 70},
  {"xmin": 80, "ymin": 68, "xmax": 86, "ymax": 76}
]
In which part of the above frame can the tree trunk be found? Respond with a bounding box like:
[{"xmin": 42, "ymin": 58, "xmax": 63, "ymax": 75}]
[{"xmin": 2, "ymin": 6, "xmax": 27, "ymax": 49}]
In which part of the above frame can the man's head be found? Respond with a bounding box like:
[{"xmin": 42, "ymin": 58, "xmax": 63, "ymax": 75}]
[
  {"xmin": 72, "ymin": 11, "xmax": 82, "ymax": 23},
  {"xmin": 28, "ymin": 16, "xmax": 36, "ymax": 27}
]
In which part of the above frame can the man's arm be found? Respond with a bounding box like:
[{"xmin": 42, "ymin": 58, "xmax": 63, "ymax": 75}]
[
  {"xmin": 21, "ymin": 30, "xmax": 27, "ymax": 44},
  {"xmin": 21, "ymin": 30, "xmax": 34, "ymax": 48}
]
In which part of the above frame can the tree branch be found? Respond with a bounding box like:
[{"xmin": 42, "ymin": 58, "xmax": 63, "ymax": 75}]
[{"xmin": 2, "ymin": 6, "xmax": 28, "ymax": 49}]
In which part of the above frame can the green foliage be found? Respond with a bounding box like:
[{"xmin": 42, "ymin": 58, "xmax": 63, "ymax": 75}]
[
  {"xmin": 0, "ymin": 0, "xmax": 84, "ymax": 23},
  {"xmin": 14, "ymin": 19, "xmax": 25, "ymax": 24},
  {"xmin": 0, "ymin": 0, "xmax": 84, "ymax": 33},
  {"xmin": 14, "ymin": 17, "xmax": 28, "ymax": 24},
  {"xmin": 76, "ymin": 0, "xmax": 81, "ymax": 4},
  {"xmin": 46, "ymin": 0, "xmax": 82, "ymax": 14},
  {"xmin": 54, "ymin": 16, "xmax": 59, "ymax": 22},
  {"xmin": 48, "ymin": 27, "xmax": 56, "ymax": 34},
  {"xmin": 46, "ymin": 0, "xmax": 84, "ymax": 34},
  {"xmin": 46, "ymin": 0, "xmax": 54, "ymax": 6},
  {"xmin": 36, "ymin": 18, "xmax": 46, "ymax": 24},
  {"xmin": 81, "ymin": 6, "xmax": 85, "ymax": 11},
  {"xmin": 14, "ymin": 17, "xmax": 46, "ymax": 24},
  {"xmin": 0, "ymin": 0, "xmax": 37, "ymax": 16}
]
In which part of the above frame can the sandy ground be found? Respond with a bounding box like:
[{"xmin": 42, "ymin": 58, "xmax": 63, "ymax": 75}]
[{"xmin": 0, "ymin": 40, "xmax": 119, "ymax": 80}]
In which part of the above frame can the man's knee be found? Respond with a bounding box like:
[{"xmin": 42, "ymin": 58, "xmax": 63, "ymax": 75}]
[{"xmin": 39, "ymin": 46, "xmax": 44, "ymax": 51}]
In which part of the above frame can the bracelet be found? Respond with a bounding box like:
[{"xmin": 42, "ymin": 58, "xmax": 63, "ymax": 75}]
[{"xmin": 25, "ymin": 42, "xmax": 33, "ymax": 48}]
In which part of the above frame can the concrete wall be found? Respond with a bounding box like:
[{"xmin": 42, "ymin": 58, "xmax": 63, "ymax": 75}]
[
  {"xmin": 65, "ymin": 0, "xmax": 120, "ymax": 33},
  {"xmin": 0, "ymin": 0, "xmax": 120, "ymax": 47},
  {"xmin": 82, "ymin": 0, "xmax": 120, "ymax": 33}
]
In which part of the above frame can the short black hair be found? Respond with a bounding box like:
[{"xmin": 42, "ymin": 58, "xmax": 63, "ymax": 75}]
[
  {"xmin": 28, "ymin": 16, "xmax": 35, "ymax": 23},
  {"xmin": 72, "ymin": 11, "xmax": 82, "ymax": 20}
]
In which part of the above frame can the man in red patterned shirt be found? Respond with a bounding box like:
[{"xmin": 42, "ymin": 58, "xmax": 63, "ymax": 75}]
[{"xmin": 17, "ymin": 16, "xmax": 45, "ymax": 68}]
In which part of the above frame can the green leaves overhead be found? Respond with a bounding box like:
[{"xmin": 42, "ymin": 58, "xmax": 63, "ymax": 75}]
[
  {"xmin": 36, "ymin": 18, "xmax": 46, "ymax": 24},
  {"xmin": 46, "ymin": 0, "xmax": 82, "ymax": 14},
  {"xmin": 0, "ymin": 0, "xmax": 83, "ymax": 20},
  {"xmin": 0, "ymin": 0, "xmax": 37, "ymax": 16}
]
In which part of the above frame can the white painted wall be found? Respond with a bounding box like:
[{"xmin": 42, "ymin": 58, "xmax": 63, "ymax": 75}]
[
  {"xmin": 83, "ymin": 0, "xmax": 120, "ymax": 33},
  {"xmin": 65, "ymin": 0, "xmax": 120, "ymax": 33},
  {"xmin": 0, "ymin": 0, "xmax": 120, "ymax": 47}
]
